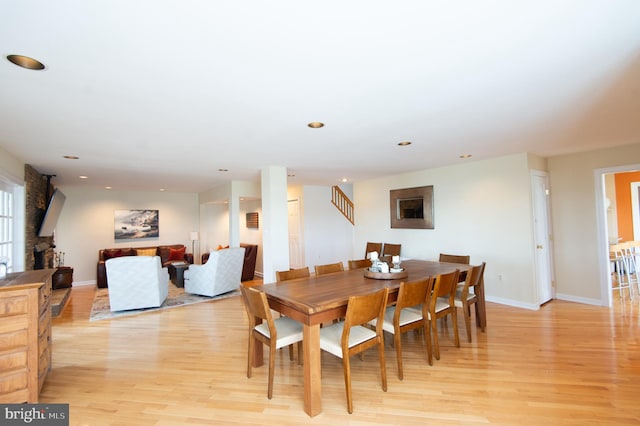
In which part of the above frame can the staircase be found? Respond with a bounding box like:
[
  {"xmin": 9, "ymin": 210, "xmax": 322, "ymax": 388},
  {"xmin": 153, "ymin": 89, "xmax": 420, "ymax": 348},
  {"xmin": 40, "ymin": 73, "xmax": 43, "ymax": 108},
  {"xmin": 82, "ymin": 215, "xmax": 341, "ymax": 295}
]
[{"xmin": 332, "ymin": 186, "xmax": 354, "ymax": 225}]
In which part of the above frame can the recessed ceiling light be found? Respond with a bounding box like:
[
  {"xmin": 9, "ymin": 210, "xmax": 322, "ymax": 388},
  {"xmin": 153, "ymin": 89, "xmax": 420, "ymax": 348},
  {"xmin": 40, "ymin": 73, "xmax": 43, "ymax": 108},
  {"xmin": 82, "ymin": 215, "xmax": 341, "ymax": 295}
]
[
  {"xmin": 341, "ymin": 178, "xmax": 348, "ymax": 183},
  {"xmin": 63, "ymin": 155, "xmax": 79, "ymax": 160},
  {"xmin": 160, "ymin": 188, "xmax": 165, "ymax": 191},
  {"xmin": 398, "ymin": 141, "xmax": 412, "ymax": 146},
  {"xmin": 459, "ymin": 154, "xmax": 472, "ymax": 159},
  {"xmin": 308, "ymin": 122, "xmax": 324, "ymax": 128},
  {"xmin": 105, "ymin": 186, "xmax": 112, "ymax": 190},
  {"xmin": 79, "ymin": 175, "xmax": 88, "ymax": 179},
  {"xmin": 7, "ymin": 54, "xmax": 46, "ymax": 70}
]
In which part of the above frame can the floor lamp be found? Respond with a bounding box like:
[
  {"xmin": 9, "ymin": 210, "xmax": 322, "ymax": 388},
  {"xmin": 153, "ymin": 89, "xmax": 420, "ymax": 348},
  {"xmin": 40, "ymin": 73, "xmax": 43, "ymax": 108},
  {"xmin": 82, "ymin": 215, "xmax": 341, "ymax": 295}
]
[{"xmin": 190, "ymin": 231, "xmax": 199, "ymax": 261}]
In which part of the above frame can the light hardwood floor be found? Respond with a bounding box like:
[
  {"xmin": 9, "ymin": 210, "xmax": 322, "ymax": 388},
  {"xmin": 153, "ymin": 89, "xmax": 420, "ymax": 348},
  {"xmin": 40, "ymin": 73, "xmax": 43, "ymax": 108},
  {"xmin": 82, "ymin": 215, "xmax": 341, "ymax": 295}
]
[{"xmin": 45, "ymin": 283, "xmax": 640, "ymax": 425}]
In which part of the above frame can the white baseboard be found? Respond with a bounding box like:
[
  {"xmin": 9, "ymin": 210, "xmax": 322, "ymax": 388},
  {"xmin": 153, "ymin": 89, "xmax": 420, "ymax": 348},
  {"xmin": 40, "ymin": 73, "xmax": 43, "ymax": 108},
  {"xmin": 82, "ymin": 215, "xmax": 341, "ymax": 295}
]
[
  {"xmin": 555, "ymin": 293, "xmax": 604, "ymax": 306},
  {"xmin": 485, "ymin": 295, "xmax": 540, "ymax": 310},
  {"xmin": 71, "ymin": 280, "xmax": 96, "ymax": 287}
]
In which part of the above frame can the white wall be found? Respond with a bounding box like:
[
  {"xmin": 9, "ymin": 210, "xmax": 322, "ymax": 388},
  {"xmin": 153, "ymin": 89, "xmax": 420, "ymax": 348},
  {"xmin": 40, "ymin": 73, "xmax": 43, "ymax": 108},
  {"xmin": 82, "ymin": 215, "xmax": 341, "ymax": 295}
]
[
  {"xmin": 354, "ymin": 153, "xmax": 538, "ymax": 308},
  {"xmin": 302, "ymin": 185, "xmax": 355, "ymax": 269},
  {"xmin": 548, "ymin": 142, "xmax": 640, "ymax": 304},
  {"xmin": 55, "ymin": 187, "xmax": 198, "ymax": 285}
]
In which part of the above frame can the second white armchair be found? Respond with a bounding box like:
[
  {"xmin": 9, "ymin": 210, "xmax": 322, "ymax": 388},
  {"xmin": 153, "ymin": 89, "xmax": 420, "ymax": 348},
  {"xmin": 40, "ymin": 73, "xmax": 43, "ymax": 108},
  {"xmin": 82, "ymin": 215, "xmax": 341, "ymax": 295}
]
[{"xmin": 184, "ymin": 247, "xmax": 245, "ymax": 297}]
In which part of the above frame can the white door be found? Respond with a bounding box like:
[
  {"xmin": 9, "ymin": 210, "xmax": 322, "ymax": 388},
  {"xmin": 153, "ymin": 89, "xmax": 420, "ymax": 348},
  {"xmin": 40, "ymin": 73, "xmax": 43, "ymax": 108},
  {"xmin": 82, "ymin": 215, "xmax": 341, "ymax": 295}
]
[
  {"xmin": 287, "ymin": 199, "xmax": 304, "ymax": 269},
  {"xmin": 531, "ymin": 171, "xmax": 554, "ymax": 304}
]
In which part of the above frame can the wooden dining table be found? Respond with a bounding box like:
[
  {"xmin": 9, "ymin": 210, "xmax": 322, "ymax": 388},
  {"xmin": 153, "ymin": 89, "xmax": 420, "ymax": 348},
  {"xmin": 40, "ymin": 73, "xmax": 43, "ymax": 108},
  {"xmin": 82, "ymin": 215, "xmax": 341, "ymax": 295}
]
[{"xmin": 256, "ymin": 259, "xmax": 475, "ymax": 417}]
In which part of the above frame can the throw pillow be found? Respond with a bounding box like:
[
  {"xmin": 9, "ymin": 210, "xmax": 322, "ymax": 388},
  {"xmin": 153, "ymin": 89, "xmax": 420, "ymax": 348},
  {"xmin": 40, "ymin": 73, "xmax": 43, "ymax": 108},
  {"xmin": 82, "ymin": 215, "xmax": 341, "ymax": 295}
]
[
  {"xmin": 135, "ymin": 248, "xmax": 157, "ymax": 257},
  {"xmin": 103, "ymin": 249, "xmax": 123, "ymax": 260},
  {"xmin": 167, "ymin": 246, "xmax": 185, "ymax": 261}
]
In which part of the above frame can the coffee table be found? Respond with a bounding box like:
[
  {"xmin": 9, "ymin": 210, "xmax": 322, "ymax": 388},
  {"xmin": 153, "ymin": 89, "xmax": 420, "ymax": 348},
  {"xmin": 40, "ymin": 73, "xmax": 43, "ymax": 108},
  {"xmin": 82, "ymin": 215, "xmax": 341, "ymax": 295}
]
[{"xmin": 168, "ymin": 261, "xmax": 189, "ymax": 287}]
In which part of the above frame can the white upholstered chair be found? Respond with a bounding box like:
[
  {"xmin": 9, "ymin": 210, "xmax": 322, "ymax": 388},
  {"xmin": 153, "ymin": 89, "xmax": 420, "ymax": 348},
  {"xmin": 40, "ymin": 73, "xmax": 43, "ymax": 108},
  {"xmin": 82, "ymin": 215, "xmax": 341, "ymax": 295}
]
[
  {"xmin": 105, "ymin": 255, "xmax": 169, "ymax": 311},
  {"xmin": 184, "ymin": 247, "xmax": 245, "ymax": 297}
]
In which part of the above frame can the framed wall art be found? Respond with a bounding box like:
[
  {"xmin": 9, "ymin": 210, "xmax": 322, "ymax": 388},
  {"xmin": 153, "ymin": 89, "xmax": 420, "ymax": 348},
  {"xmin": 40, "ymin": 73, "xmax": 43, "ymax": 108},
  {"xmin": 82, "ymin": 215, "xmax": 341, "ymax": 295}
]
[
  {"xmin": 390, "ymin": 185, "xmax": 434, "ymax": 229},
  {"xmin": 114, "ymin": 209, "xmax": 159, "ymax": 239}
]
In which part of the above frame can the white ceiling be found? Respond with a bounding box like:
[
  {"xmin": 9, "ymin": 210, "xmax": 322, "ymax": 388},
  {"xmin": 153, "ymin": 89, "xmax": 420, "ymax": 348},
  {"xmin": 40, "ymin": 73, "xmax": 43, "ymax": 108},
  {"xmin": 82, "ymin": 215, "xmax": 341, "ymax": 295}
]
[{"xmin": 1, "ymin": 1, "xmax": 639, "ymax": 192}]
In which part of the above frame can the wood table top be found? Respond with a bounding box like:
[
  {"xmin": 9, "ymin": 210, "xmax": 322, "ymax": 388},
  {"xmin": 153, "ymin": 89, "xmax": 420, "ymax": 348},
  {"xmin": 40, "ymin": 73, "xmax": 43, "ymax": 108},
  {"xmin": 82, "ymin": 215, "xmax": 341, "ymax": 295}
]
[{"xmin": 261, "ymin": 260, "xmax": 470, "ymax": 319}]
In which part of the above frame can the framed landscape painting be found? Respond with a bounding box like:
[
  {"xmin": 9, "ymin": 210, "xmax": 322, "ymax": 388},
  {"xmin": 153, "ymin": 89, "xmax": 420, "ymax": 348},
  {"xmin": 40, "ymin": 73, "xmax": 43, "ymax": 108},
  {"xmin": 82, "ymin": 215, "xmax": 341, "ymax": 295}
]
[{"xmin": 114, "ymin": 209, "xmax": 159, "ymax": 239}]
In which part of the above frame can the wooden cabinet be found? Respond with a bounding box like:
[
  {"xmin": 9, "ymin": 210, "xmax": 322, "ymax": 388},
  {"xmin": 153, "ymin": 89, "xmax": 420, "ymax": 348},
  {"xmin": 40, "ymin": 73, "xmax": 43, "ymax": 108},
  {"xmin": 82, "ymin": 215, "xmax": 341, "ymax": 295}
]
[{"xmin": 0, "ymin": 269, "xmax": 53, "ymax": 403}]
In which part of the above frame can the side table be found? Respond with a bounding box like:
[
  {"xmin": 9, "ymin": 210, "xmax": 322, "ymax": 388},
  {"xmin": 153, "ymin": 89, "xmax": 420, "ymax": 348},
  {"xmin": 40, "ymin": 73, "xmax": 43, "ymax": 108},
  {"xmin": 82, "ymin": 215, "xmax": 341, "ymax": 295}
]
[{"xmin": 168, "ymin": 262, "xmax": 189, "ymax": 288}]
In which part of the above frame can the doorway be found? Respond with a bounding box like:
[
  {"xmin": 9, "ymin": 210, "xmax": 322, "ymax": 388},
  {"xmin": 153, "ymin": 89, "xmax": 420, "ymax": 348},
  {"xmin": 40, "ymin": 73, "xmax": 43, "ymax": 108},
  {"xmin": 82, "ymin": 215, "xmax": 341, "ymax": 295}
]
[{"xmin": 596, "ymin": 164, "xmax": 640, "ymax": 307}]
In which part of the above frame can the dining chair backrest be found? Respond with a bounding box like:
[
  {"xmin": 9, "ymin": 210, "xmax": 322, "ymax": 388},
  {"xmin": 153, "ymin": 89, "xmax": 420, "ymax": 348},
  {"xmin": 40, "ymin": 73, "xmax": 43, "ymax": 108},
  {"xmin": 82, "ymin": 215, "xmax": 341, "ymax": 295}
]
[
  {"xmin": 397, "ymin": 277, "xmax": 432, "ymax": 312},
  {"xmin": 344, "ymin": 287, "xmax": 389, "ymax": 334},
  {"xmin": 315, "ymin": 262, "xmax": 344, "ymax": 276},
  {"xmin": 348, "ymin": 258, "xmax": 371, "ymax": 270},
  {"xmin": 365, "ymin": 242, "xmax": 383, "ymax": 259},
  {"xmin": 275, "ymin": 267, "xmax": 310, "ymax": 282},
  {"xmin": 439, "ymin": 253, "xmax": 470, "ymax": 264},
  {"xmin": 382, "ymin": 243, "xmax": 401, "ymax": 257},
  {"xmin": 433, "ymin": 269, "xmax": 460, "ymax": 302},
  {"xmin": 462, "ymin": 263, "xmax": 485, "ymax": 295},
  {"xmin": 240, "ymin": 285, "xmax": 274, "ymax": 330}
]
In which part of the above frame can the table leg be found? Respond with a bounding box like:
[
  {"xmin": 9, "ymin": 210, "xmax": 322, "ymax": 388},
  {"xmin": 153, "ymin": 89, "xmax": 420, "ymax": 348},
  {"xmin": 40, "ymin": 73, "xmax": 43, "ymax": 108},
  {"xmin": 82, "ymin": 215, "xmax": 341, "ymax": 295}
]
[{"xmin": 303, "ymin": 323, "xmax": 322, "ymax": 416}]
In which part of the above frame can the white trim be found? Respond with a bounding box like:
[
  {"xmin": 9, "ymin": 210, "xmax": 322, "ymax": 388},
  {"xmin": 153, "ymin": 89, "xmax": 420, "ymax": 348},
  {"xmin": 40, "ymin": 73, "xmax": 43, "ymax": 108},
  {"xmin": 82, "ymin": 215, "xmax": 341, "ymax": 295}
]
[
  {"xmin": 485, "ymin": 295, "xmax": 539, "ymax": 311},
  {"xmin": 632, "ymin": 182, "xmax": 640, "ymax": 241},
  {"xmin": 73, "ymin": 280, "xmax": 97, "ymax": 287},
  {"xmin": 555, "ymin": 293, "xmax": 603, "ymax": 307}
]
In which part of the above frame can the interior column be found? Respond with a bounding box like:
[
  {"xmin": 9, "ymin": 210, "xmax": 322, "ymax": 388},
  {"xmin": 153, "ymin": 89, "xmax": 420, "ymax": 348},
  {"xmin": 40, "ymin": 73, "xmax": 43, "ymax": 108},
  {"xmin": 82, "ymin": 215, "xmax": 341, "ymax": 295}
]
[{"xmin": 260, "ymin": 166, "xmax": 289, "ymax": 283}]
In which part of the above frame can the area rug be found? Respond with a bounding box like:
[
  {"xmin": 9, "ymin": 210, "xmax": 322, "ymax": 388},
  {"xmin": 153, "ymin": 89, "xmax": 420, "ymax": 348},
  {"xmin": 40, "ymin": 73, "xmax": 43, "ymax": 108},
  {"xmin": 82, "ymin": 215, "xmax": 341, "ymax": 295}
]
[{"xmin": 89, "ymin": 285, "xmax": 240, "ymax": 321}]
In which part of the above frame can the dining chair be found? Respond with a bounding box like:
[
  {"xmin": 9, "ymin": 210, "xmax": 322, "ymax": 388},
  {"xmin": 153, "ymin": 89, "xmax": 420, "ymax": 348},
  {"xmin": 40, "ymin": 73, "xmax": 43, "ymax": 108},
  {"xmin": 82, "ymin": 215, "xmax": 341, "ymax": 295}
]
[
  {"xmin": 453, "ymin": 263, "xmax": 486, "ymax": 342},
  {"xmin": 382, "ymin": 243, "xmax": 401, "ymax": 257},
  {"xmin": 369, "ymin": 277, "xmax": 435, "ymax": 378},
  {"xmin": 348, "ymin": 259, "xmax": 371, "ymax": 270},
  {"xmin": 240, "ymin": 286, "xmax": 303, "ymax": 399},
  {"xmin": 365, "ymin": 242, "xmax": 383, "ymax": 259},
  {"xmin": 275, "ymin": 266, "xmax": 310, "ymax": 282},
  {"xmin": 319, "ymin": 287, "xmax": 389, "ymax": 414},
  {"xmin": 427, "ymin": 269, "xmax": 460, "ymax": 360},
  {"xmin": 438, "ymin": 253, "xmax": 470, "ymax": 283},
  {"xmin": 314, "ymin": 262, "xmax": 344, "ymax": 276},
  {"xmin": 438, "ymin": 253, "xmax": 470, "ymax": 264}
]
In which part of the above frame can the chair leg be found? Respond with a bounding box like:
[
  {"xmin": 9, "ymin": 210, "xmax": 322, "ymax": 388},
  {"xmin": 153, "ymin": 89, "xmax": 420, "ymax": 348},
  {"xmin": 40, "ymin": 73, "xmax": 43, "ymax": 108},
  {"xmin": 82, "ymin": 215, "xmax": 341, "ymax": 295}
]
[
  {"xmin": 297, "ymin": 341, "xmax": 303, "ymax": 365},
  {"xmin": 431, "ymin": 315, "xmax": 440, "ymax": 360},
  {"xmin": 247, "ymin": 331, "xmax": 254, "ymax": 378},
  {"xmin": 343, "ymin": 355, "xmax": 353, "ymax": 414},
  {"xmin": 423, "ymin": 321, "xmax": 433, "ymax": 366},
  {"xmin": 268, "ymin": 344, "xmax": 276, "ymax": 399},
  {"xmin": 394, "ymin": 332, "xmax": 403, "ymax": 380},
  {"xmin": 451, "ymin": 308, "xmax": 460, "ymax": 348},
  {"xmin": 288, "ymin": 344, "xmax": 294, "ymax": 361},
  {"xmin": 463, "ymin": 303, "xmax": 473, "ymax": 343},
  {"xmin": 378, "ymin": 339, "xmax": 387, "ymax": 392}
]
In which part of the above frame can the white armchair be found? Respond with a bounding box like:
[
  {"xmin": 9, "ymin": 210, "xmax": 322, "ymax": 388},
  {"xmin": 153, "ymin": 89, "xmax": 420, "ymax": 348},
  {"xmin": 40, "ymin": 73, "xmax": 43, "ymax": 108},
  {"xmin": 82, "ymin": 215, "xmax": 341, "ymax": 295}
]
[
  {"xmin": 105, "ymin": 255, "xmax": 169, "ymax": 311},
  {"xmin": 184, "ymin": 247, "xmax": 245, "ymax": 297}
]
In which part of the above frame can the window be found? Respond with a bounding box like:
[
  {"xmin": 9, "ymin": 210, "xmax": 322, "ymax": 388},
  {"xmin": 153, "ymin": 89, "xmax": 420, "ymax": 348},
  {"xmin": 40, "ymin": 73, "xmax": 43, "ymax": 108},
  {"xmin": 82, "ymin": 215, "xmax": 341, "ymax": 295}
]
[
  {"xmin": 0, "ymin": 177, "xmax": 24, "ymax": 273},
  {"xmin": 0, "ymin": 187, "xmax": 14, "ymax": 271}
]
